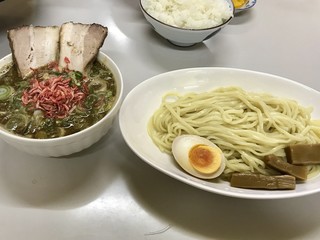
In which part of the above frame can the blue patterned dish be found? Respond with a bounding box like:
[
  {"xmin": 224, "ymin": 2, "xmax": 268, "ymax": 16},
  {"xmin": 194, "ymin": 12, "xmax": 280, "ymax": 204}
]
[{"xmin": 235, "ymin": 0, "xmax": 257, "ymax": 13}]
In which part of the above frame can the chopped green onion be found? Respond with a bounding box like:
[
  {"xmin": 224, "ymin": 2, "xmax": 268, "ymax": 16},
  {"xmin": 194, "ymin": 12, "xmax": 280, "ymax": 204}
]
[
  {"xmin": 68, "ymin": 71, "xmax": 83, "ymax": 86},
  {"xmin": 84, "ymin": 94, "xmax": 98, "ymax": 108},
  {"xmin": 5, "ymin": 113, "xmax": 28, "ymax": 133},
  {"xmin": 75, "ymin": 71, "xmax": 83, "ymax": 80},
  {"xmin": 88, "ymin": 79, "xmax": 107, "ymax": 93},
  {"xmin": 0, "ymin": 85, "xmax": 14, "ymax": 101}
]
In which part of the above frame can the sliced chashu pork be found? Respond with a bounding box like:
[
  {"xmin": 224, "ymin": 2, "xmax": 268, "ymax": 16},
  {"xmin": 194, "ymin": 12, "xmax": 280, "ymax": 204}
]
[
  {"xmin": 59, "ymin": 22, "xmax": 108, "ymax": 73},
  {"xmin": 7, "ymin": 25, "xmax": 60, "ymax": 79}
]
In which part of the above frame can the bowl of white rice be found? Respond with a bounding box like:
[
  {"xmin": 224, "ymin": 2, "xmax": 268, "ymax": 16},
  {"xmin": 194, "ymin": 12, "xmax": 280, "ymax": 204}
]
[{"xmin": 140, "ymin": 0, "xmax": 234, "ymax": 47}]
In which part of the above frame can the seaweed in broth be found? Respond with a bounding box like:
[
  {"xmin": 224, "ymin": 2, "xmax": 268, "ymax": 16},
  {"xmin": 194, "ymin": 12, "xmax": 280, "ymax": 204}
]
[{"xmin": 0, "ymin": 60, "xmax": 116, "ymax": 139}]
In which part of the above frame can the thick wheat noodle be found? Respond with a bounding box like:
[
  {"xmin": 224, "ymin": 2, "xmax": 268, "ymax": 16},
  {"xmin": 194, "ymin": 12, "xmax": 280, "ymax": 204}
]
[{"xmin": 147, "ymin": 86, "xmax": 320, "ymax": 177}]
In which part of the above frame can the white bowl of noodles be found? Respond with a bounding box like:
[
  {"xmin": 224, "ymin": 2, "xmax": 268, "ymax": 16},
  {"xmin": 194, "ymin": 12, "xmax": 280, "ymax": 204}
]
[
  {"xmin": 0, "ymin": 52, "xmax": 123, "ymax": 157},
  {"xmin": 119, "ymin": 67, "xmax": 320, "ymax": 199}
]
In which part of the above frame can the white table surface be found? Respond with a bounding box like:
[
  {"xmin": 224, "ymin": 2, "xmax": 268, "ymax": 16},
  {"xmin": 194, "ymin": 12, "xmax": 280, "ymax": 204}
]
[{"xmin": 1, "ymin": 0, "xmax": 320, "ymax": 239}]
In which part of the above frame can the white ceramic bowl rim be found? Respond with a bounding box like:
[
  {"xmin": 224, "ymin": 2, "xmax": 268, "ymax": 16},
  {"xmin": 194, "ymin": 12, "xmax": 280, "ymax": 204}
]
[
  {"xmin": 0, "ymin": 52, "xmax": 123, "ymax": 144},
  {"xmin": 139, "ymin": 0, "xmax": 234, "ymax": 31}
]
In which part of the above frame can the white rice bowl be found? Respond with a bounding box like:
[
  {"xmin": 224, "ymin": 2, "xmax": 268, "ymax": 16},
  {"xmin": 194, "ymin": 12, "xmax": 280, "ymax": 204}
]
[{"xmin": 143, "ymin": 0, "xmax": 233, "ymax": 30}]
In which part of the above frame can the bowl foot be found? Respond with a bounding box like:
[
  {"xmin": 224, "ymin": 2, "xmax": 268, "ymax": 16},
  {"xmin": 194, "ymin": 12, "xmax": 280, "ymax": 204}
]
[{"xmin": 167, "ymin": 40, "xmax": 197, "ymax": 47}]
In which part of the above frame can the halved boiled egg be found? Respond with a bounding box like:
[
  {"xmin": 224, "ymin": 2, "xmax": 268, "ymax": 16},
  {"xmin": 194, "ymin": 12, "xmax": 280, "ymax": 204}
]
[{"xmin": 172, "ymin": 135, "xmax": 226, "ymax": 179}]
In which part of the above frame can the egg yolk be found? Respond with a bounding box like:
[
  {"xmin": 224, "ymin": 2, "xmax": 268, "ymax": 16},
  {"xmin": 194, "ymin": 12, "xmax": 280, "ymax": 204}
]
[
  {"xmin": 232, "ymin": 0, "xmax": 248, "ymax": 8},
  {"xmin": 188, "ymin": 144, "xmax": 221, "ymax": 174}
]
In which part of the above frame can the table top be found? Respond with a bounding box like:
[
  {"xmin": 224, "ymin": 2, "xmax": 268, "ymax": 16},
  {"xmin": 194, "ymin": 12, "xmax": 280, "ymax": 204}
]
[{"xmin": 1, "ymin": 0, "xmax": 320, "ymax": 239}]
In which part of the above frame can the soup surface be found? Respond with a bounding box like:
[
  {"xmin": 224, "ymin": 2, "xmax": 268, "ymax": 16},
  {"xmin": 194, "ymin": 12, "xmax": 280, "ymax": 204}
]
[{"xmin": 0, "ymin": 60, "xmax": 116, "ymax": 139}]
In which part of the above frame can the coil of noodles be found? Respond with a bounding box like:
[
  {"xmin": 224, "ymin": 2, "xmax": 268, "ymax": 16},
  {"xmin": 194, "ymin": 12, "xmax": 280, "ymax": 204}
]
[{"xmin": 147, "ymin": 86, "xmax": 320, "ymax": 178}]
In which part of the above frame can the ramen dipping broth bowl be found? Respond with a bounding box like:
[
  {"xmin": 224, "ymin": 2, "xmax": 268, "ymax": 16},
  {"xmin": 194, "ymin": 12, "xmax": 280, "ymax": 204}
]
[
  {"xmin": 0, "ymin": 52, "xmax": 123, "ymax": 157},
  {"xmin": 140, "ymin": 0, "xmax": 234, "ymax": 47}
]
